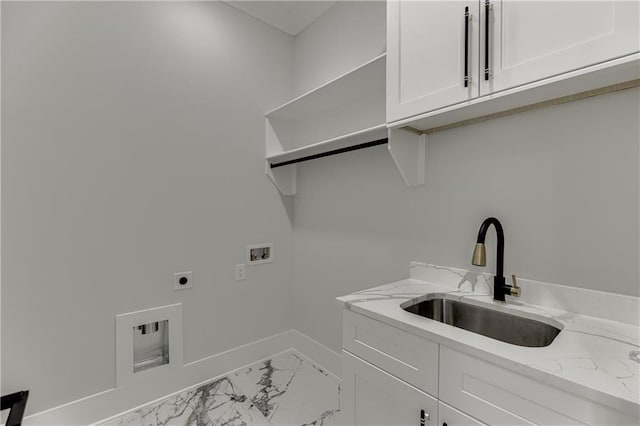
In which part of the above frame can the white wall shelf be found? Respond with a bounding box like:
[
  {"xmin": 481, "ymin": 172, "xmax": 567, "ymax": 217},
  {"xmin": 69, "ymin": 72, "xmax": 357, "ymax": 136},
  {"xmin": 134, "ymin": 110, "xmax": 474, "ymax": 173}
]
[
  {"xmin": 265, "ymin": 53, "xmax": 386, "ymax": 123},
  {"xmin": 267, "ymin": 124, "xmax": 387, "ymax": 166},
  {"xmin": 265, "ymin": 124, "xmax": 390, "ymax": 197},
  {"xmin": 265, "ymin": 52, "xmax": 426, "ymax": 196},
  {"xmin": 265, "ymin": 54, "xmax": 388, "ymax": 196}
]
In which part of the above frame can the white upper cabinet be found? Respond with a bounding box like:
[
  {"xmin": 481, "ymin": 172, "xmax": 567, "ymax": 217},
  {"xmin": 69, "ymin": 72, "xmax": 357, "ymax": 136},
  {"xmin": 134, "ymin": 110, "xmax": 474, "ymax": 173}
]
[
  {"xmin": 482, "ymin": 1, "xmax": 640, "ymax": 95},
  {"xmin": 387, "ymin": 1, "xmax": 480, "ymax": 122},
  {"xmin": 387, "ymin": 0, "xmax": 640, "ymax": 125}
]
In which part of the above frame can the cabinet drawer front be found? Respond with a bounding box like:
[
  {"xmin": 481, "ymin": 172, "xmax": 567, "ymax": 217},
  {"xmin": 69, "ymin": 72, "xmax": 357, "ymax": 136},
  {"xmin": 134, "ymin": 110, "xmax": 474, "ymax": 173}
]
[
  {"xmin": 342, "ymin": 350, "xmax": 438, "ymax": 426},
  {"xmin": 343, "ymin": 310, "xmax": 439, "ymax": 396},
  {"xmin": 438, "ymin": 401, "xmax": 486, "ymax": 426},
  {"xmin": 440, "ymin": 347, "xmax": 637, "ymax": 426}
]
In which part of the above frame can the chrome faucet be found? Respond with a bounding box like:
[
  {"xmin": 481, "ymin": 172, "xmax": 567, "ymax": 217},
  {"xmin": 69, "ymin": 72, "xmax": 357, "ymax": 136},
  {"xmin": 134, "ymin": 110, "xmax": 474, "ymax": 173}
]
[{"xmin": 472, "ymin": 217, "xmax": 520, "ymax": 301}]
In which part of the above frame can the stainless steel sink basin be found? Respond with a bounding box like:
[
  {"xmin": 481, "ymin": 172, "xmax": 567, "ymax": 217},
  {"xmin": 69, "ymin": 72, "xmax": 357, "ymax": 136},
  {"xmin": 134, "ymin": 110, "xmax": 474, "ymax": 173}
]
[{"xmin": 401, "ymin": 295, "xmax": 561, "ymax": 347}]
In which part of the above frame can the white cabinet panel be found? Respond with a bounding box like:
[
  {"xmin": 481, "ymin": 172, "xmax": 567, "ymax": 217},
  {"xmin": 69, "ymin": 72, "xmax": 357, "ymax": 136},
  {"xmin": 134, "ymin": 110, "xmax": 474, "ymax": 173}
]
[
  {"xmin": 438, "ymin": 401, "xmax": 486, "ymax": 426},
  {"xmin": 388, "ymin": 0, "xmax": 639, "ymax": 128},
  {"xmin": 343, "ymin": 310, "xmax": 439, "ymax": 396},
  {"xmin": 482, "ymin": 0, "xmax": 640, "ymax": 95},
  {"xmin": 440, "ymin": 346, "xmax": 637, "ymax": 426},
  {"xmin": 342, "ymin": 350, "xmax": 438, "ymax": 426},
  {"xmin": 387, "ymin": 0, "xmax": 480, "ymax": 122}
]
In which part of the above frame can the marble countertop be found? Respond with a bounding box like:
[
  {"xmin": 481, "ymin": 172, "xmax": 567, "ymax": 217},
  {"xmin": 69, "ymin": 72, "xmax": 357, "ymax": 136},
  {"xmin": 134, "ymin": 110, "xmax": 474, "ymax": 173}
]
[{"xmin": 337, "ymin": 263, "xmax": 640, "ymax": 416}]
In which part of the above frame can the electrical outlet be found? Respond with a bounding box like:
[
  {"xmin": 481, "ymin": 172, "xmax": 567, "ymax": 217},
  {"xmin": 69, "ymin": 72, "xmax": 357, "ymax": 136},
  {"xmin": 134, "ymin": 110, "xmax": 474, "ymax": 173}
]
[
  {"xmin": 173, "ymin": 271, "xmax": 193, "ymax": 291},
  {"xmin": 235, "ymin": 264, "xmax": 246, "ymax": 281}
]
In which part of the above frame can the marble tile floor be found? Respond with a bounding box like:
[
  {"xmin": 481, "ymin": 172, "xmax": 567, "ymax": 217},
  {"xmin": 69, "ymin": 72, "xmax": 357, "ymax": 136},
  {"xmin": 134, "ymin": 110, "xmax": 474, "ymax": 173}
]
[{"xmin": 95, "ymin": 351, "xmax": 341, "ymax": 426}]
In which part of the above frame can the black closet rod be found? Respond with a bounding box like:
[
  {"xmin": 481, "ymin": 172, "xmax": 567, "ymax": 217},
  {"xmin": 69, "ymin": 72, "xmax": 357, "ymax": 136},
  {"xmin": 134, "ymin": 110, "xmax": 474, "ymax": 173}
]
[{"xmin": 269, "ymin": 138, "xmax": 388, "ymax": 169}]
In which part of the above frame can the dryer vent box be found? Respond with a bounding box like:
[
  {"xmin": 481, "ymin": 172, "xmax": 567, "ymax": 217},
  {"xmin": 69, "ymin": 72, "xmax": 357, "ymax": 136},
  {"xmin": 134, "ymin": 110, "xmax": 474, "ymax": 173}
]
[
  {"xmin": 133, "ymin": 320, "xmax": 169, "ymax": 373},
  {"xmin": 116, "ymin": 304, "xmax": 183, "ymax": 386}
]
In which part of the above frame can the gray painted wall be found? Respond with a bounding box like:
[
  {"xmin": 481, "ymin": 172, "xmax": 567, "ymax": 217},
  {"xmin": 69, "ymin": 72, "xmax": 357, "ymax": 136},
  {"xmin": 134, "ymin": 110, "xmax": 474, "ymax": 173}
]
[
  {"xmin": 293, "ymin": 1, "xmax": 386, "ymax": 96},
  {"xmin": 2, "ymin": 1, "xmax": 294, "ymax": 415}
]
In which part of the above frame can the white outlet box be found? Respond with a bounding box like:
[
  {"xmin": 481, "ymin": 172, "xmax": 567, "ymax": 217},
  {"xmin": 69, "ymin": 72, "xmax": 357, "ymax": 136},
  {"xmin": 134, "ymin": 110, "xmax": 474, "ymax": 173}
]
[
  {"xmin": 235, "ymin": 264, "xmax": 246, "ymax": 281},
  {"xmin": 173, "ymin": 271, "xmax": 193, "ymax": 291},
  {"xmin": 247, "ymin": 243, "xmax": 273, "ymax": 265}
]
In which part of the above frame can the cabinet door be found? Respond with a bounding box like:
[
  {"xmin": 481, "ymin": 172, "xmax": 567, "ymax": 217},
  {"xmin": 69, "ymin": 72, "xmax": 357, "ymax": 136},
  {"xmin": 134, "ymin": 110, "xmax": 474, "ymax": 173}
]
[
  {"xmin": 387, "ymin": 0, "xmax": 480, "ymax": 123},
  {"xmin": 342, "ymin": 350, "xmax": 438, "ymax": 426},
  {"xmin": 440, "ymin": 346, "xmax": 637, "ymax": 425},
  {"xmin": 438, "ymin": 402, "xmax": 486, "ymax": 426},
  {"xmin": 481, "ymin": 0, "xmax": 640, "ymax": 95}
]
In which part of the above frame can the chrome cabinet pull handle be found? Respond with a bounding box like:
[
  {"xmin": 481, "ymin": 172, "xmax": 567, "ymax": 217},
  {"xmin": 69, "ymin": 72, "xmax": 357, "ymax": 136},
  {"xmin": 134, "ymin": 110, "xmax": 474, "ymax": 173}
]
[
  {"xmin": 464, "ymin": 6, "xmax": 471, "ymax": 87},
  {"xmin": 484, "ymin": 0, "xmax": 492, "ymax": 80}
]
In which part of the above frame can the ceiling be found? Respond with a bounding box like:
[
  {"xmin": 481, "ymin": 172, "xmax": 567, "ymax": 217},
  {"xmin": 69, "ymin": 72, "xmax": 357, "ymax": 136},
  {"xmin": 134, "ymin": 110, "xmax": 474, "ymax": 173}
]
[{"xmin": 224, "ymin": 1, "xmax": 337, "ymax": 36}]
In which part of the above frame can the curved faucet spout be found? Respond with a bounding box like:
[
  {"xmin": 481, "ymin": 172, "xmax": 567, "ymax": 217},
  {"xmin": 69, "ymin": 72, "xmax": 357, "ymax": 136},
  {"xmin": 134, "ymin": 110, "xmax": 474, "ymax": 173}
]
[
  {"xmin": 473, "ymin": 217, "xmax": 504, "ymax": 279},
  {"xmin": 472, "ymin": 217, "xmax": 515, "ymax": 302}
]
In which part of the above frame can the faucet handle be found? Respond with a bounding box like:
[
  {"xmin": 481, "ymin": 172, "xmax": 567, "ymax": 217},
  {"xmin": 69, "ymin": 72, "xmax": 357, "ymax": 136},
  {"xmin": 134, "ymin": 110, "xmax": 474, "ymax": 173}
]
[{"xmin": 510, "ymin": 274, "xmax": 521, "ymax": 297}]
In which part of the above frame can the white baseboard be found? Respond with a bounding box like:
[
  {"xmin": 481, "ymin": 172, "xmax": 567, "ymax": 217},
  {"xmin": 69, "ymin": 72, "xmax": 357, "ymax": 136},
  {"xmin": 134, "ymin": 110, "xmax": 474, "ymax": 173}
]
[
  {"xmin": 24, "ymin": 329, "xmax": 343, "ymax": 425},
  {"xmin": 291, "ymin": 329, "xmax": 342, "ymax": 378},
  {"xmin": 25, "ymin": 330, "xmax": 295, "ymax": 425}
]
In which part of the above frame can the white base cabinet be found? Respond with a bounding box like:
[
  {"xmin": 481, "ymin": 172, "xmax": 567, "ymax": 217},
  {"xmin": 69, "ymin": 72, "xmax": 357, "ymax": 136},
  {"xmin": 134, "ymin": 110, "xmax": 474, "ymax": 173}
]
[
  {"xmin": 342, "ymin": 350, "xmax": 438, "ymax": 426},
  {"xmin": 438, "ymin": 402, "xmax": 485, "ymax": 426},
  {"xmin": 439, "ymin": 346, "xmax": 637, "ymax": 426},
  {"xmin": 340, "ymin": 311, "xmax": 638, "ymax": 426}
]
